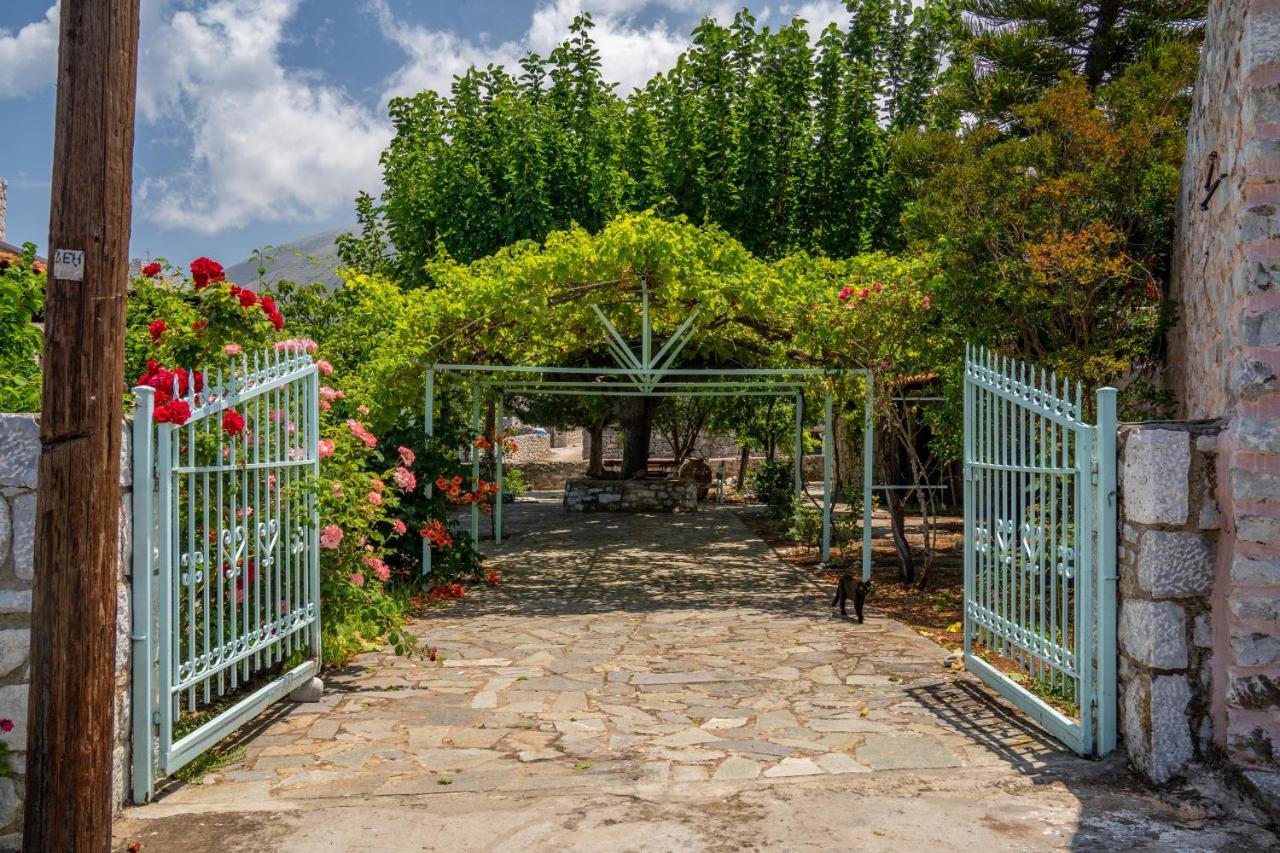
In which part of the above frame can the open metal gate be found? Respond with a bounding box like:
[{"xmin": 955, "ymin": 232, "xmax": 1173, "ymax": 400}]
[
  {"xmin": 130, "ymin": 346, "xmax": 322, "ymax": 802},
  {"xmin": 962, "ymin": 346, "xmax": 1117, "ymax": 756}
]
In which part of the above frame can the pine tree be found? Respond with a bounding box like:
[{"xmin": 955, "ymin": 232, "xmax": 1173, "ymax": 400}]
[{"xmin": 959, "ymin": 0, "xmax": 1206, "ymax": 120}]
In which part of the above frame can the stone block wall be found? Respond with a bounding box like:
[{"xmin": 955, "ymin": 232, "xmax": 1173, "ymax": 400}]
[
  {"xmin": 1118, "ymin": 422, "xmax": 1225, "ymax": 783},
  {"xmin": 0, "ymin": 415, "xmax": 133, "ymax": 848},
  {"xmin": 564, "ymin": 478, "xmax": 697, "ymax": 513},
  {"xmin": 1165, "ymin": 0, "xmax": 1280, "ymax": 772}
]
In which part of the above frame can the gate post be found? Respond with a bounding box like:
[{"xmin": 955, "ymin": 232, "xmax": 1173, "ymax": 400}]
[
  {"xmin": 821, "ymin": 390, "xmax": 833, "ymax": 563},
  {"xmin": 861, "ymin": 372, "xmax": 874, "ymax": 582},
  {"xmin": 793, "ymin": 391, "xmax": 804, "ymax": 497},
  {"xmin": 423, "ymin": 367, "xmax": 434, "ymax": 583},
  {"xmin": 1095, "ymin": 387, "xmax": 1118, "ymax": 755},
  {"xmin": 130, "ymin": 386, "xmax": 156, "ymax": 804}
]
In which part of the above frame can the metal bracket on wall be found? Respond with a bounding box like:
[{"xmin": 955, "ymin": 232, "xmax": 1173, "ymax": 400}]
[{"xmin": 1200, "ymin": 150, "xmax": 1226, "ymax": 211}]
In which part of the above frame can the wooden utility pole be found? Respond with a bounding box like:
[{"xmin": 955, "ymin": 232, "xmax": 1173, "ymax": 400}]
[{"xmin": 25, "ymin": 1, "xmax": 141, "ymax": 849}]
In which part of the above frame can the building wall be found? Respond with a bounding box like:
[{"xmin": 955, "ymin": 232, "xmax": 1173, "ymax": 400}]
[
  {"xmin": 0, "ymin": 415, "xmax": 132, "ymax": 850},
  {"xmin": 1165, "ymin": 0, "xmax": 1280, "ymax": 770}
]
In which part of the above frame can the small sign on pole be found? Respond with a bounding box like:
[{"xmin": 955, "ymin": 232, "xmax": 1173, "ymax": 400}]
[{"xmin": 52, "ymin": 248, "xmax": 86, "ymax": 281}]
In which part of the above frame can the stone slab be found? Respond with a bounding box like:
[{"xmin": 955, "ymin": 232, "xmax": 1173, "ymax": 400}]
[{"xmin": 1122, "ymin": 429, "xmax": 1190, "ymax": 525}]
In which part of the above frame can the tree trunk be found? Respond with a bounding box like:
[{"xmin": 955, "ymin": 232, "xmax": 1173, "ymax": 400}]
[
  {"xmin": 886, "ymin": 490, "xmax": 916, "ymax": 585},
  {"xmin": 737, "ymin": 445, "xmax": 751, "ymax": 489},
  {"xmin": 616, "ymin": 396, "xmax": 658, "ymax": 478},
  {"xmin": 587, "ymin": 420, "xmax": 606, "ymax": 478}
]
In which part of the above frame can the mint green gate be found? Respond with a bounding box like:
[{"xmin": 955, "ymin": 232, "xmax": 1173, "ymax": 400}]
[
  {"xmin": 963, "ymin": 347, "xmax": 1117, "ymax": 756},
  {"xmin": 130, "ymin": 346, "xmax": 322, "ymax": 802}
]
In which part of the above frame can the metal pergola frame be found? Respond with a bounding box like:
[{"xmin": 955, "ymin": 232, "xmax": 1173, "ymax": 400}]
[{"xmin": 420, "ymin": 290, "xmax": 875, "ymax": 585}]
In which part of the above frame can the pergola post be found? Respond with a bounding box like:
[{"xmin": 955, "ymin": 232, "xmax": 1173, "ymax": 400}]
[
  {"xmin": 495, "ymin": 393, "xmax": 505, "ymax": 545},
  {"xmin": 423, "ymin": 367, "xmax": 434, "ymax": 584},
  {"xmin": 471, "ymin": 384, "xmax": 481, "ymax": 544},
  {"xmin": 793, "ymin": 391, "xmax": 804, "ymax": 497},
  {"xmin": 862, "ymin": 373, "xmax": 875, "ymax": 581},
  {"xmin": 821, "ymin": 390, "xmax": 833, "ymax": 563}
]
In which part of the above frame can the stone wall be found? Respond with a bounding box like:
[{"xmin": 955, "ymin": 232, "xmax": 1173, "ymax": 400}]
[
  {"xmin": 0, "ymin": 415, "xmax": 132, "ymax": 848},
  {"xmin": 564, "ymin": 478, "xmax": 697, "ymax": 513},
  {"xmin": 1164, "ymin": 1, "xmax": 1280, "ymax": 772},
  {"xmin": 504, "ymin": 433, "xmax": 552, "ymax": 464},
  {"xmin": 587, "ymin": 428, "xmax": 743, "ymax": 461},
  {"xmin": 1118, "ymin": 422, "xmax": 1225, "ymax": 783}
]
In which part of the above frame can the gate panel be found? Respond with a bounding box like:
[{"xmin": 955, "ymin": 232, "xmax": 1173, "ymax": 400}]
[
  {"xmin": 963, "ymin": 347, "xmax": 1116, "ymax": 756},
  {"xmin": 131, "ymin": 346, "xmax": 321, "ymax": 802}
]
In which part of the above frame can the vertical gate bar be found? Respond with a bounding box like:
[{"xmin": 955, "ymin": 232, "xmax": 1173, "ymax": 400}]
[
  {"xmin": 1076, "ymin": 382, "xmax": 1095, "ymax": 754},
  {"xmin": 793, "ymin": 391, "xmax": 804, "ymax": 497},
  {"xmin": 977, "ymin": 348, "xmax": 988, "ymax": 648},
  {"xmin": 261, "ymin": 359, "xmax": 273, "ymax": 663},
  {"xmin": 1037, "ymin": 370, "xmax": 1047, "ymax": 679},
  {"xmin": 1061, "ymin": 376, "xmax": 1071, "ymax": 695},
  {"xmin": 1049, "ymin": 373, "xmax": 1060, "ymax": 692},
  {"xmin": 201, "ymin": 410, "xmax": 211, "ymax": 704},
  {"xmin": 821, "ymin": 390, "xmax": 833, "ymax": 564},
  {"xmin": 997, "ymin": 358, "xmax": 1007, "ymax": 658},
  {"xmin": 471, "ymin": 384, "xmax": 481, "ymax": 544},
  {"xmin": 1096, "ymin": 387, "xmax": 1118, "ymax": 755},
  {"xmin": 156, "ymin": 420, "xmax": 175, "ymax": 772},
  {"xmin": 280, "ymin": 365, "xmax": 290, "ymax": 660},
  {"xmin": 270, "ymin": 359, "xmax": 281, "ymax": 661},
  {"xmin": 308, "ymin": 360, "xmax": 323, "ymax": 662},
  {"xmin": 1021, "ymin": 361, "xmax": 1031, "ymax": 669},
  {"xmin": 130, "ymin": 386, "xmax": 156, "ymax": 803},
  {"xmin": 977, "ymin": 353, "xmax": 987, "ymax": 650},
  {"xmin": 253, "ymin": 353, "xmax": 264, "ymax": 673},
  {"xmin": 963, "ymin": 352, "xmax": 975, "ymax": 661},
  {"xmin": 861, "ymin": 375, "xmax": 874, "ymax": 582},
  {"xmin": 215, "ymin": 369, "xmax": 228, "ymax": 694},
  {"xmin": 185, "ymin": 414, "xmax": 196, "ymax": 711},
  {"xmin": 423, "ymin": 368, "xmax": 434, "ymax": 583},
  {"xmin": 495, "ymin": 393, "xmax": 504, "ymax": 545}
]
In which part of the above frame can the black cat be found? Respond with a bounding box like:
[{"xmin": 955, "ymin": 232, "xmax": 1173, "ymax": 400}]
[{"xmin": 831, "ymin": 573, "xmax": 871, "ymax": 623}]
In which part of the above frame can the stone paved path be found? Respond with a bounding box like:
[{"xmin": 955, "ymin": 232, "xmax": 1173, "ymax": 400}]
[{"xmin": 113, "ymin": 498, "xmax": 1277, "ymax": 852}]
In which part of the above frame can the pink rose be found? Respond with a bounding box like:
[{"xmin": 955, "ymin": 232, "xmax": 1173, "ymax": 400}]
[
  {"xmin": 392, "ymin": 519, "xmax": 407, "ymax": 535},
  {"xmin": 316, "ymin": 359, "xmax": 333, "ymax": 375},
  {"xmin": 393, "ymin": 466, "xmax": 416, "ymax": 492},
  {"xmin": 319, "ymin": 524, "xmax": 344, "ymax": 549},
  {"xmin": 398, "ymin": 446, "xmax": 415, "ymax": 466},
  {"xmin": 318, "ymin": 439, "xmax": 335, "ymax": 458},
  {"xmin": 349, "ymin": 573, "xmax": 365, "ymax": 587},
  {"xmin": 223, "ymin": 342, "xmax": 243, "ymax": 356},
  {"xmin": 368, "ymin": 490, "xmax": 383, "ymax": 506}
]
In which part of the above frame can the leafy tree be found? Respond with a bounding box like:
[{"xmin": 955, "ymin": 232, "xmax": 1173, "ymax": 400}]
[
  {"xmin": 900, "ymin": 41, "xmax": 1198, "ymax": 409},
  {"xmin": 356, "ymin": 4, "xmax": 955, "ymax": 283}
]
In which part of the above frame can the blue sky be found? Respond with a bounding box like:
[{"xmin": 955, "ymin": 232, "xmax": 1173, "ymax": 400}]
[{"xmin": 0, "ymin": 1, "xmax": 846, "ymax": 267}]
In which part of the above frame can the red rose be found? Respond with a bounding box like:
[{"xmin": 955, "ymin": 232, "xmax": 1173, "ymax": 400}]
[
  {"xmin": 154, "ymin": 400, "xmax": 191, "ymax": 426},
  {"xmin": 192, "ymin": 318, "xmax": 207, "ymax": 332},
  {"xmin": 142, "ymin": 262, "xmax": 161, "ymax": 278},
  {"xmin": 268, "ymin": 311, "xmax": 284, "ymax": 330},
  {"xmin": 260, "ymin": 296, "xmax": 277, "ymax": 314},
  {"xmin": 189, "ymin": 257, "xmax": 225, "ymax": 290},
  {"xmin": 148, "ymin": 319, "xmax": 168, "ymax": 343},
  {"xmin": 222, "ymin": 409, "xmax": 246, "ymax": 437},
  {"xmin": 238, "ymin": 290, "xmax": 257, "ymax": 308}
]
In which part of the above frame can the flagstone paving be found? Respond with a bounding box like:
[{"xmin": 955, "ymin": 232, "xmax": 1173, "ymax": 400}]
[{"xmin": 113, "ymin": 497, "xmax": 1278, "ymax": 851}]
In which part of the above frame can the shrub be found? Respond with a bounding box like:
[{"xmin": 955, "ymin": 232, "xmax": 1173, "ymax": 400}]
[{"xmin": 747, "ymin": 459, "xmax": 796, "ymax": 524}]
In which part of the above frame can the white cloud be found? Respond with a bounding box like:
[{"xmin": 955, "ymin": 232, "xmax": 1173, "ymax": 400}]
[
  {"xmin": 0, "ymin": 4, "xmax": 59, "ymax": 94},
  {"xmin": 783, "ymin": 2, "xmax": 851, "ymax": 41},
  {"xmin": 2, "ymin": 0, "xmax": 835, "ymax": 239},
  {"xmin": 136, "ymin": 0, "xmax": 390, "ymax": 234}
]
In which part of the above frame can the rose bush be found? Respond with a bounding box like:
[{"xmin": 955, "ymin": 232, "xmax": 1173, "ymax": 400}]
[{"xmin": 126, "ymin": 259, "xmax": 419, "ymax": 665}]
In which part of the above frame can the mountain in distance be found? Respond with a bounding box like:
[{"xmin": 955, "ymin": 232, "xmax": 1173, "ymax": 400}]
[{"xmin": 225, "ymin": 227, "xmax": 352, "ymax": 291}]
